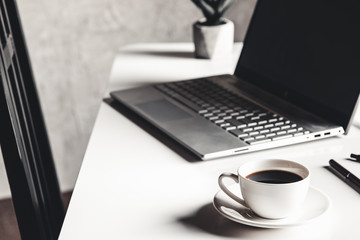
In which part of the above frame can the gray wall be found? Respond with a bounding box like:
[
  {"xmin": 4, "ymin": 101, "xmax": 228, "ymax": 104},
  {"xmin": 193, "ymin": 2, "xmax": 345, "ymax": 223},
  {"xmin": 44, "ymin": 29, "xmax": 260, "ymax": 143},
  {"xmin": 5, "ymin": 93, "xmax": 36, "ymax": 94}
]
[{"xmin": 0, "ymin": 0, "xmax": 257, "ymax": 198}]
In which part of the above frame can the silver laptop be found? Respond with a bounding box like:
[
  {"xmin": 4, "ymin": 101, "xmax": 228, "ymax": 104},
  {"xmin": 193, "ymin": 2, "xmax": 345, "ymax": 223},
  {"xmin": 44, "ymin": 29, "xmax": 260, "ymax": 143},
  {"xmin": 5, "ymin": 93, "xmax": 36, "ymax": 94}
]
[{"xmin": 110, "ymin": 0, "xmax": 360, "ymax": 160}]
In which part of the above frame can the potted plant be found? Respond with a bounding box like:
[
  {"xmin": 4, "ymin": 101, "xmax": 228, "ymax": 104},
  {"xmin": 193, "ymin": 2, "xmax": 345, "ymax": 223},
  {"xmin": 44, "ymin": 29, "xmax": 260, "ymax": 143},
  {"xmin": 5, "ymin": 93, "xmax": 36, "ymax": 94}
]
[{"xmin": 191, "ymin": 0, "xmax": 237, "ymax": 59}]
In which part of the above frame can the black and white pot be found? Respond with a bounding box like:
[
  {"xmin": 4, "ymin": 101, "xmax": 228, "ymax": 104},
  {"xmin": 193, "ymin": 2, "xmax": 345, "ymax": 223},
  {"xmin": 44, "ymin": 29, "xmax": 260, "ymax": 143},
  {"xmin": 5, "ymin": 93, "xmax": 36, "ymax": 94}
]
[{"xmin": 193, "ymin": 18, "xmax": 234, "ymax": 59}]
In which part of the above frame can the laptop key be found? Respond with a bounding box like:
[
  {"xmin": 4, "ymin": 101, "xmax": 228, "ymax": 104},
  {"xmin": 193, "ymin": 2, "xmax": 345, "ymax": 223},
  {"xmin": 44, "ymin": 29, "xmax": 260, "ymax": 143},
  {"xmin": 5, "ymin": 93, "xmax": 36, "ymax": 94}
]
[
  {"xmin": 219, "ymin": 122, "xmax": 230, "ymax": 127},
  {"xmin": 260, "ymin": 129, "xmax": 270, "ymax": 134},
  {"xmin": 255, "ymin": 135, "xmax": 266, "ymax": 139},
  {"xmin": 287, "ymin": 128, "xmax": 297, "ymax": 133},
  {"xmin": 257, "ymin": 113, "xmax": 268, "ymax": 117},
  {"xmin": 202, "ymin": 112, "xmax": 212, "ymax": 117},
  {"xmin": 243, "ymin": 128, "xmax": 253, "ymax": 132},
  {"xmin": 238, "ymin": 133, "xmax": 249, "ymax": 138},
  {"xmin": 242, "ymin": 137, "xmax": 255, "ymax": 142},
  {"xmin": 281, "ymin": 125, "xmax": 290, "ymax": 130},
  {"xmin": 208, "ymin": 116, "xmax": 219, "ymax": 121},
  {"xmin": 268, "ymin": 118, "xmax": 277, "ymax": 123},
  {"xmin": 224, "ymin": 126, "xmax": 236, "ymax": 131},
  {"xmin": 249, "ymin": 131, "xmax": 260, "ymax": 136},
  {"xmin": 230, "ymin": 130, "xmax": 249, "ymax": 138},
  {"xmin": 254, "ymin": 126, "xmax": 263, "ymax": 130},
  {"xmin": 248, "ymin": 122, "xmax": 257, "ymax": 127},
  {"xmin": 199, "ymin": 109, "xmax": 208, "ymax": 114},
  {"xmin": 270, "ymin": 127, "xmax": 280, "ymax": 132},
  {"xmin": 213, "ymin": 119, "xmax": 224, "ymax": 124},
  {"xmin": 266, "ymin": 133, "xmax": 276, "ymax": 138},
  {"xmin": 235, "ymin": 115, "xmax": 245, "ymax": 120},
  {"xmin": 229, "ymin": 129, "xmax": 244, "ymax": 137},
  {"xmin": 275, "ymin": 121, "xmax": 284, "ymax": 126}
]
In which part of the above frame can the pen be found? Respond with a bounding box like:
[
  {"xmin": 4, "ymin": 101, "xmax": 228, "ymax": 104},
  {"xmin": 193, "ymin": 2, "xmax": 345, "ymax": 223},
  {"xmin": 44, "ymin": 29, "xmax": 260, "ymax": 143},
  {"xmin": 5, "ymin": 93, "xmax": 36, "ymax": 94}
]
[
  {"xmin": 329, "ymin": 159, "xmax": 360, "ymax": 193},
  {"xmin": 350, "ymin": 153, "xmax": 360, "ymax": 161}
]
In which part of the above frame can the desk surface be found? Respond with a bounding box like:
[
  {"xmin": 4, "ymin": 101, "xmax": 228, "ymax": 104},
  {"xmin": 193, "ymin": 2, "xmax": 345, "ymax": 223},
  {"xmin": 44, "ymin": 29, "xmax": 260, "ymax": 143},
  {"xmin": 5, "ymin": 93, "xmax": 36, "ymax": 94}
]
[{"xmin": 59, "ymin": 43, "xmax": 360, "ymax": 240}]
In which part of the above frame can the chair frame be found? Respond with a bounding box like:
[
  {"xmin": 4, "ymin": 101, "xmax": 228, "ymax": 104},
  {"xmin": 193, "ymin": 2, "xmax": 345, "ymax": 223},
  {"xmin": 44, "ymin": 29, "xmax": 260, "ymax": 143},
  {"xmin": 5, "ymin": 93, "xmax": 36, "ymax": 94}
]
[{"xmin": 0, "ymin": 0, "xmax": 65, "ymax": 239}]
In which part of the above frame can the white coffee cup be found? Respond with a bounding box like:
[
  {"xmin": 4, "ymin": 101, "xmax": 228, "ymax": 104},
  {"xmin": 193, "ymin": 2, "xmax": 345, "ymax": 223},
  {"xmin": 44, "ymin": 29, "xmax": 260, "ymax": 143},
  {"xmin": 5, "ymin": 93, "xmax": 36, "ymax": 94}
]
[{"xmin": 218, "ymin": 159, "xmax": 310, "ymax": 219}]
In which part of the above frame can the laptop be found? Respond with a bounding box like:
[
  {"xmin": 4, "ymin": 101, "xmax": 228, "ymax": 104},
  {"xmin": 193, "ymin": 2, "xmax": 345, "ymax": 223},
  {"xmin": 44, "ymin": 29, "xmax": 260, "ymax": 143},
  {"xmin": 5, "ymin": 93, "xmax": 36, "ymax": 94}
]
[{"xmin": 110, "ymin": 0, "xmax": 360, "ymax": 160}]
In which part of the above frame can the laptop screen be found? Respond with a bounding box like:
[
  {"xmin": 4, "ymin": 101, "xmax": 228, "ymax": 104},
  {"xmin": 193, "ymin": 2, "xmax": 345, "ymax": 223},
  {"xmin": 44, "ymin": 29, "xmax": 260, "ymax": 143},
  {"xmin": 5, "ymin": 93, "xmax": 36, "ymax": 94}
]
[{"xmin": 235, "ymin": 0, "xmax": 360, "ymax": 132}]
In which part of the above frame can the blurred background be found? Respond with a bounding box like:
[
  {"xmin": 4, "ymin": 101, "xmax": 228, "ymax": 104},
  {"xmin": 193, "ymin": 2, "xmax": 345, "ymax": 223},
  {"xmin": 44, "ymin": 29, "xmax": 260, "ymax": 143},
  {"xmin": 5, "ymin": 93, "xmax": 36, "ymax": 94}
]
[{"xmin": 0, "ymin": 0, "xmax": 257, "ymax": 198}]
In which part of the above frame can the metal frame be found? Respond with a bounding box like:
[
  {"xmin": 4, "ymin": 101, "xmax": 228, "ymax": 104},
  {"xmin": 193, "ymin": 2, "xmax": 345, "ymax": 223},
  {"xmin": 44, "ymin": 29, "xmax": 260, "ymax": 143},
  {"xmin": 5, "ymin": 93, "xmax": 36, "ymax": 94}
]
[{"xmin": 0, "ymin": 0, "xmax": 65, "ymax": 239}]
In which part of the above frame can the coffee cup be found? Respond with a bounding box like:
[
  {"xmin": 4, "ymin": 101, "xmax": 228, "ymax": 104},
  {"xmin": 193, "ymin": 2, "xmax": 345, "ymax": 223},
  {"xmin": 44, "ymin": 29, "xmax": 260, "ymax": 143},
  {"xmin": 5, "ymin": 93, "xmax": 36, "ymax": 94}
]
[{"xmin": 218, "ymin": 159, "xmax": 310, "ymax": 219}]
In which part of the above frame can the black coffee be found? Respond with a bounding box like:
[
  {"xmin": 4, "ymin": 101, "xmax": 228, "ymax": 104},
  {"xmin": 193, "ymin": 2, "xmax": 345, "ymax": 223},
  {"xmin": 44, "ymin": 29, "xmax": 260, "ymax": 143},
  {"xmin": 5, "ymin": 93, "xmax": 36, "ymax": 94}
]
[{"xmin": 246, "ymin": 170, "xmax": 303, "ymax": 184}]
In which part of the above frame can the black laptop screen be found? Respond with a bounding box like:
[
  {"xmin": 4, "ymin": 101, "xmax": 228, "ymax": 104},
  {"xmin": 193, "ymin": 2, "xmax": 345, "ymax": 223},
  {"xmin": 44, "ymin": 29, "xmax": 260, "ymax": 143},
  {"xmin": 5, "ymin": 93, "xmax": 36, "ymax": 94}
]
[{"xmin": 235, "ymin": 0, "xmax": 360, "ymax": 131}]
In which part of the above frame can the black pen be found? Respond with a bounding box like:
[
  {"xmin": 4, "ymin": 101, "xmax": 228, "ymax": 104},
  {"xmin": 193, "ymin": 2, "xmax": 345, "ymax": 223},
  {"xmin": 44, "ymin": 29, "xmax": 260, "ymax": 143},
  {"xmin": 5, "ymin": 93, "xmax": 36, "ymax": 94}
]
[
  {"xmin": 350, "ymin": 153, "xmax": 360, "ymax": 161},
  {"xmin": 329, "ymin": 159, "xmax": 360, "ymax": 193}
]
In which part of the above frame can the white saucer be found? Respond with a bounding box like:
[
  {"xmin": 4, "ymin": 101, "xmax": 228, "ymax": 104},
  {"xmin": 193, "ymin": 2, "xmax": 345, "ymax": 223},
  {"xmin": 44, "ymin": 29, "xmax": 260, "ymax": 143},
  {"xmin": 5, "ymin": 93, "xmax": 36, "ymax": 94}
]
[{"xmin": 213, "ymin": 184, "xmax": 330, "ymax": 228}]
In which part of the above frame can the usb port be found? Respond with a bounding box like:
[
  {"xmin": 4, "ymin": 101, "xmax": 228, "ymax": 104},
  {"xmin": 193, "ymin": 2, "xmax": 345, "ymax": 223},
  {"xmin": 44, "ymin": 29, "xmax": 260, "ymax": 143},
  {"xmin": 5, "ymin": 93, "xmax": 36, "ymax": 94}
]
[
  {"xmin": 324, "ymin": 132, "xmax": 330, "ymax": 136},
  {"xmin": 314, "ymin": 134, "xmax": 321, "ymax": 138}
]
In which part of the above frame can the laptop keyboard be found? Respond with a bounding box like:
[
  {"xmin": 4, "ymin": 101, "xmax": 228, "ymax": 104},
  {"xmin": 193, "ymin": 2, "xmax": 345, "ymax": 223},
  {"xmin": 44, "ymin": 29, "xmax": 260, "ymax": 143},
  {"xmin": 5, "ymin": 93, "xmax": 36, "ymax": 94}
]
[{"xmin": 155, "ymin": 79, "xmax": 310, "ymax": 145}]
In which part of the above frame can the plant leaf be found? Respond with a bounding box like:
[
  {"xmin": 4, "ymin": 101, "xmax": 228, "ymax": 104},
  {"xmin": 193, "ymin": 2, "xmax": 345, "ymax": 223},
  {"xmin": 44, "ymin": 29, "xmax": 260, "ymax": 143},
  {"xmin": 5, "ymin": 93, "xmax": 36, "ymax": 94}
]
[
  {"xmin": 218, "ymin": 0, "xmax": 236, "ymax": 16},
  {"xmin": 191, "ymin": 0, "xmax": 216, "ymax": 21}
]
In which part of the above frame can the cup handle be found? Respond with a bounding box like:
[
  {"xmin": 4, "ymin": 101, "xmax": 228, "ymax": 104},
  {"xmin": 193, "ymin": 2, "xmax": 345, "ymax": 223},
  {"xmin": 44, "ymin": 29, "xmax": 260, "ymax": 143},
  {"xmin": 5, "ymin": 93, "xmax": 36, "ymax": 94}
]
[{"xmin": 218, "ymin": 173, "xmax": 247, "ymax": 207}]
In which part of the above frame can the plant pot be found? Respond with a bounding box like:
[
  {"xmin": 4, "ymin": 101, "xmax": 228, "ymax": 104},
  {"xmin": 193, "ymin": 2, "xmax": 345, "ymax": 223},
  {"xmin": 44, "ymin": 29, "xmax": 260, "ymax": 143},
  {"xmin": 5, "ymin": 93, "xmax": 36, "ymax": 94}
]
[{"xmin": 193, "ymin": 18, "xmax": 234, "ymax": 59}]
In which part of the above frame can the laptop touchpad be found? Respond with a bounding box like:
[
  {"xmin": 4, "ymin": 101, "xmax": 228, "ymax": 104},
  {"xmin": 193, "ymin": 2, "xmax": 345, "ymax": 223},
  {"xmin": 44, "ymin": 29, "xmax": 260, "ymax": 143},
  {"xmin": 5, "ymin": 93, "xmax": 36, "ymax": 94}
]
[{"xmin": 136, "ymin": 99, "xmax": 193, "ymax": 123}]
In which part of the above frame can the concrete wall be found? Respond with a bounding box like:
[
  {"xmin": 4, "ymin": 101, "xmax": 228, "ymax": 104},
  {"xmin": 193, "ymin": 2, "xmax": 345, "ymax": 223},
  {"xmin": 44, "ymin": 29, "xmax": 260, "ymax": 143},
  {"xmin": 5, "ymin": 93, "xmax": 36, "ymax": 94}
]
[{"xmin": 0, "ymin": 0, "xmax": 257, "ymax": 198}]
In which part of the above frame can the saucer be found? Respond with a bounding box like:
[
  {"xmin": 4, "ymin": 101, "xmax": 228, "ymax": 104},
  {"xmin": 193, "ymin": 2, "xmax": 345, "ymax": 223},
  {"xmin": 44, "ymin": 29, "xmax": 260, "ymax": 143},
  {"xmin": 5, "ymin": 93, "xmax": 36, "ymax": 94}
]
[{"xmin": 213, "ymin": 184, "xmax": 330, "ymax": 228}]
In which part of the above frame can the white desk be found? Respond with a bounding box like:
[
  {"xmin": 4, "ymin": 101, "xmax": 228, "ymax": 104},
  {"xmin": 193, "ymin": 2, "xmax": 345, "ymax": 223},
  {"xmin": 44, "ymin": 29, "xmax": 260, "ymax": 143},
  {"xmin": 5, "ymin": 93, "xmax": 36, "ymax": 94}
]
[{"xmin": 59, "ymin": 43, "xmax": 360, "ymax": 240}]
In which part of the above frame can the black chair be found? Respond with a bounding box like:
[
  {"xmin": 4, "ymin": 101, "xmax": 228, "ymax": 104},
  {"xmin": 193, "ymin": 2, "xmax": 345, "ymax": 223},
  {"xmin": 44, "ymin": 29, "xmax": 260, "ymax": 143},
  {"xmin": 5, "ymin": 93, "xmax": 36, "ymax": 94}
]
[{"xmin": 0, "ymin": 0, "xmax": 65, "ymax": 239}]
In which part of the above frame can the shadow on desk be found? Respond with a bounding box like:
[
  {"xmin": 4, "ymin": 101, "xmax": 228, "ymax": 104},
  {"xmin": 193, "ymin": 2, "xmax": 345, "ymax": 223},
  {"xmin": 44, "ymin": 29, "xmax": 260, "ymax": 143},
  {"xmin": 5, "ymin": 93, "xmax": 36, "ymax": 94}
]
[
  {"xmin": 119, "ymin": 49, "xmax": 195, "ymax": 59},
  {"xmin": 177, "ymin": 202, "xmax": 332, "ymax": 240},
  {"xmin": 104, "ymin": 98, "xmax": 201, "ymax": 163},
  {"xmin": 178, "ymin": 203, "xmax": 265, "ymax": 238}
]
